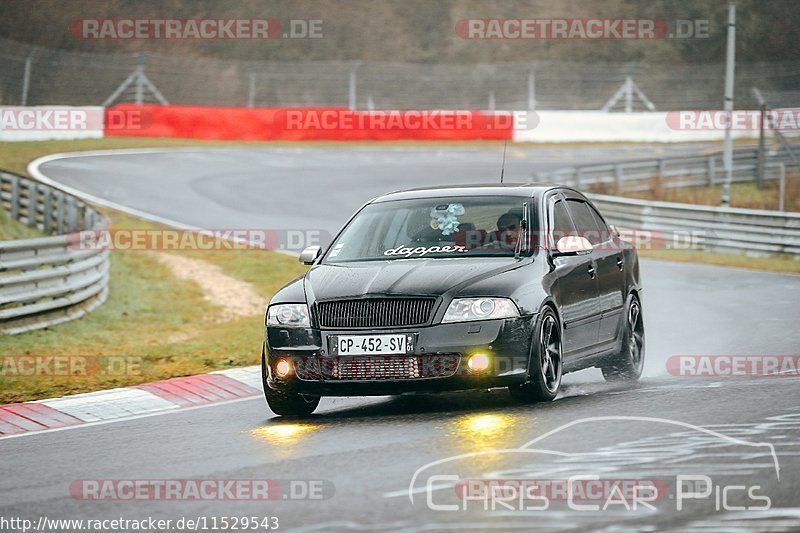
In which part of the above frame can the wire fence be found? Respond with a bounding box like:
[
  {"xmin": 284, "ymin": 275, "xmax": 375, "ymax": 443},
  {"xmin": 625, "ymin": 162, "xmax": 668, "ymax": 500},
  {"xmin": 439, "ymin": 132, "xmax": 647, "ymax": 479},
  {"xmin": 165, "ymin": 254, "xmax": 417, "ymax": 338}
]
[{"xmin": 2, "ymin": 37, "xmax": 800, "ymax": 110}]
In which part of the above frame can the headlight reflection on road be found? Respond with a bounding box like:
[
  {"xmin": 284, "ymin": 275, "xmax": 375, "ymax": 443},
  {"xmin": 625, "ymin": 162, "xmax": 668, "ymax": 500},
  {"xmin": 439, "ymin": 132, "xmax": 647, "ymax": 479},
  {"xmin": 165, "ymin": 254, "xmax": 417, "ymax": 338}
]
[
  {"xmin": 250, "ymin": 423, "xmax": 320, "ymax": 447},
  {"xmin": 451, "ymin": 413, "xmax": 520, "ymax": 453}
]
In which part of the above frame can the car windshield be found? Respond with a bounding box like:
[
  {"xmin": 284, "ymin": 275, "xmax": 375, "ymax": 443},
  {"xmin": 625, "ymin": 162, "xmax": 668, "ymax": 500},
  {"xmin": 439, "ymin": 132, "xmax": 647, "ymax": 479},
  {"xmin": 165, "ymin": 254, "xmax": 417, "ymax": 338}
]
[{"xmin": 324, "ymin": 196, "xmax": 533, "ymax": 263}]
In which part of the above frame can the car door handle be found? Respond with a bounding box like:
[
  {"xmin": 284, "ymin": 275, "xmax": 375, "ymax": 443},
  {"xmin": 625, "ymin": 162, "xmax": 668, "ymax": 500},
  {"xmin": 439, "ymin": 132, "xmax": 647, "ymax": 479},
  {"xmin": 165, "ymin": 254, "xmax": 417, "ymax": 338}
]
[
  {"xmin": 616, "ymin": 257, "xmax": 624, "ymax": 270},
  {"xmin": 588, "ymin": 264, "xmax": 596, "ymax": 278}
]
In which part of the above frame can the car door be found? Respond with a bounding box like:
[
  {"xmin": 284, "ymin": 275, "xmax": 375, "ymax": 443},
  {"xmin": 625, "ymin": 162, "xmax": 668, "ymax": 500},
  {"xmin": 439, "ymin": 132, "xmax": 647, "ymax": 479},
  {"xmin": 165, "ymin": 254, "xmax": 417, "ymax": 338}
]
[
  {"xmin": 548, "ymin": 196, "xmax": 601, "ymax": 354},
  {"xmin": 567, "ymin": 198, "xmax": 625, "ymax": 345}
]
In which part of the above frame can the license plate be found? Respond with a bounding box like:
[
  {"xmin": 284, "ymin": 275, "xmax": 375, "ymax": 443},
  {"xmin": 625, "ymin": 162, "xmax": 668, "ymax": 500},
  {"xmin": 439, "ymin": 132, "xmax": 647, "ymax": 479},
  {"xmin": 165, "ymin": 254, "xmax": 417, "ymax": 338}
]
[{"xmin": 333, "ymin": 334, "xmax": 411, "ymax": 355}]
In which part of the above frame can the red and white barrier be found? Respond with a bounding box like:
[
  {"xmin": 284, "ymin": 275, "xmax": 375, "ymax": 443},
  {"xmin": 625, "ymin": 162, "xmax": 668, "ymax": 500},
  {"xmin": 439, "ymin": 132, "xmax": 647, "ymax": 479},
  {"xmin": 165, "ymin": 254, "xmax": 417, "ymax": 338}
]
[
  {"xmin": 4, "ymin": 104, "xmax": 798, "ymax": 143},
  {"xmin": 104, "ymin": 104, "xmax": 514, "ymax": 141}
]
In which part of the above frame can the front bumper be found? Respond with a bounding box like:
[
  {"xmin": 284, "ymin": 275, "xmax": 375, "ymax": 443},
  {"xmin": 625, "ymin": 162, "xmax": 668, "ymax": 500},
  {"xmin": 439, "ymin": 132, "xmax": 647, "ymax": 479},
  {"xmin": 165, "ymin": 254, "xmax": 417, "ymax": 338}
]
[{"xmin": 264, "ymin": 315, "xmax": 536, "ymax": 396}]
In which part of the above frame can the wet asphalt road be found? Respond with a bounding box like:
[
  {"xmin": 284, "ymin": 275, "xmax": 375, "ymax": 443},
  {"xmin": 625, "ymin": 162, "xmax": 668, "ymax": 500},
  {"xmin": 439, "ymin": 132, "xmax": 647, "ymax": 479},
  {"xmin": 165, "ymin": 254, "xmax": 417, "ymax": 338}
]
[
  {"xmin": 3, "ymin": 143, "xmax": 800, "ymax": 532},
  {"xmin": 32, "ymin": 143, "xmax": 720, "ymax": 240}
]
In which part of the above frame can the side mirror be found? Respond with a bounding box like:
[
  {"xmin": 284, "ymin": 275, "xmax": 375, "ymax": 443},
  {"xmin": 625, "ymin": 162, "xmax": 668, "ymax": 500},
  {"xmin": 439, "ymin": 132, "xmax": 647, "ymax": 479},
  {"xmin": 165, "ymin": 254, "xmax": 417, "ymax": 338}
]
[
  {"xmin": 608, "ymin": 224, "xmax": 620, "ymax": 237},
  {"xmin": 299, "ymin": 245, "xmax": 322, "ymax": 265},
  {"xmin": 553, "ymin": 235, "xmax": 593, "ymax": 256}
]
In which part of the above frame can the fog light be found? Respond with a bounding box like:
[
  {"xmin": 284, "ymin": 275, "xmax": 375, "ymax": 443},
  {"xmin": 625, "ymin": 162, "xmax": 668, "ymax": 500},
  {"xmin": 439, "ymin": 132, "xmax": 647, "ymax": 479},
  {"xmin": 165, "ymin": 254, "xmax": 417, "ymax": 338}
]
[
  {"xmin": 468, "ymin": 354, "xmax": 490, "ymax": 372},
  {"xmin": 275, "ymin": 358, "xmax": 292, "ymax": 377}
]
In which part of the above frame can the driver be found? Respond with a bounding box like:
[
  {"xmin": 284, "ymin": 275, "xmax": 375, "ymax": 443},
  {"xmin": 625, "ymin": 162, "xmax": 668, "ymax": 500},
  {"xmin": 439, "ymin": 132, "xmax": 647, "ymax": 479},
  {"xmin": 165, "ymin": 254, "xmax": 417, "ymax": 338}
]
[{"xmin": 494, "ymin": 212, "xmax": 522, "ymax": 249}]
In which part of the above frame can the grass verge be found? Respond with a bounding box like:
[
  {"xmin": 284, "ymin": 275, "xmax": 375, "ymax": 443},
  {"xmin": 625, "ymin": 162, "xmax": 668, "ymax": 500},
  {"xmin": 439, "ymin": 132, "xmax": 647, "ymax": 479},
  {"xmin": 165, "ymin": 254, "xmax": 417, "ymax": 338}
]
[
  {"xmin": 0, "ymin": 210, "xmax": 306, "ymax": 403},
  {"xmin": 638, "ymin": 249, "xmax": 800, "ymax": 275},
  {"xmin": 0, "ymin": 208, "xmax": 43, "ymax": 241},
  {"xmin": 601, "ymin": 179, "xmax": 800, "ymax": 212}
]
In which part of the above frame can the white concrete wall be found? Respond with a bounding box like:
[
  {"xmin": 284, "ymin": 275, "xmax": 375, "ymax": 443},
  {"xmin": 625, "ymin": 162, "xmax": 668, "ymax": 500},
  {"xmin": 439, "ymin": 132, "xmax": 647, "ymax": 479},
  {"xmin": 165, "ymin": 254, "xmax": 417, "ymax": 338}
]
[
  {"xmin": 512, "ymin": 110, "xmax": 798, "ymax": 143},
  {"xmin": 0, "ymin": 106, "xmax": 105, "ymax": 141}
]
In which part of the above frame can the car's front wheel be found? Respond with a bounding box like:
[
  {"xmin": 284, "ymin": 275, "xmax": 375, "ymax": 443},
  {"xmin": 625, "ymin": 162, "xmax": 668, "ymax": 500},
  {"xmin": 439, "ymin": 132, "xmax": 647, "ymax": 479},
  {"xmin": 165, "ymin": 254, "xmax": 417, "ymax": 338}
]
[
  {"xmin": 261, "ymin": 347, "xmax": 320, "ymax": 417},
  {"xmin": 601, "ymin": 294, "xmax": 645, "ymax": 381},
  {"xmin": 509, "ymin": 307, "xmax": 562, "ymax": 403},
  {"xmin": 264, "ymin": 387, "xmax": 320, "ymax": 417}
]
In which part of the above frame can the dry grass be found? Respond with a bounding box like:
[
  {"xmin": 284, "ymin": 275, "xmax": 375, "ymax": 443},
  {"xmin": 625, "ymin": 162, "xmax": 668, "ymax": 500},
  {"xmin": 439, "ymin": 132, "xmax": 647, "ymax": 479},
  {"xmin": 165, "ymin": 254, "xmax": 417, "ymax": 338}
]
[
  {"xmin": 621, "ymin": 175, "xmax": 800, "ymax": 212},
  {"xmin": 638, "ymin": 248, "xmax": 800, "ymax": 275},
  {"xmin": 0, "ymin": 208, "xmax": 43, "ymax": 241}
]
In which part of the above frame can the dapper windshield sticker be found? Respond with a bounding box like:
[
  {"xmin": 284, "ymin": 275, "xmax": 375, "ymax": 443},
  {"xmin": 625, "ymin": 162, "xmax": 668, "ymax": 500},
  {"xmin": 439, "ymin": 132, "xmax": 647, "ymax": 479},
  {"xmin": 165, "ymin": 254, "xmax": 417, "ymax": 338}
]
[
  {"xmin": 384, "ymin": 244, "xmax": 468, "ymax": 258},
  {"xmin": 430, "ymin": 203, "xmax": 465, "ymax": 236}
]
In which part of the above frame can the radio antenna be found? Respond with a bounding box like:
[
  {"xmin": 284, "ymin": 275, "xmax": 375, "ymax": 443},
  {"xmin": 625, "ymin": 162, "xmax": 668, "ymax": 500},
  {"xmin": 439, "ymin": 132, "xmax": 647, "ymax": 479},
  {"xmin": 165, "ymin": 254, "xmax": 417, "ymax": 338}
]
[{"xmin": 499, "ymin": 140, "xmax": 508, "ymax": 183}]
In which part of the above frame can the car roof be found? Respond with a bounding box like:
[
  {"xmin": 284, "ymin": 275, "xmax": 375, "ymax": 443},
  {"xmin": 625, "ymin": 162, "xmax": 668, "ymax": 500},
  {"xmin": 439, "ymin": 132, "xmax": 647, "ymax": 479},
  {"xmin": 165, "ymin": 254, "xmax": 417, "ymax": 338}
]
[{"xmin": 371, "ymin": 183, "xmax": 556, "ymax": 203}]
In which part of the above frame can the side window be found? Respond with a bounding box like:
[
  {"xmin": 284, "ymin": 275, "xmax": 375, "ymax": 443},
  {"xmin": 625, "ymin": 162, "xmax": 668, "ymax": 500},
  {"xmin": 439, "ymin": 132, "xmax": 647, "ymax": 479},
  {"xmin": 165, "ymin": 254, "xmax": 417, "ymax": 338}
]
[
  {"xmin": 551, "ymin": 200, "xmax": 576, "ymax": 244},
  {"xmin": 566, "ymin": 200, "xmax": 602, "ymax": 246},
  {"xmin": 586, "ymin": 203, "xmax": 612, "ymax": 243}
]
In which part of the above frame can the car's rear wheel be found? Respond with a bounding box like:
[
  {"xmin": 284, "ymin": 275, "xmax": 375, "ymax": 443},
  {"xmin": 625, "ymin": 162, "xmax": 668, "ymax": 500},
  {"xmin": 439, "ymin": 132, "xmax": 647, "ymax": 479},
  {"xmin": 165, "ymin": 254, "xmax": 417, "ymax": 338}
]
[
  {"xmin": 601, "ymin": 294, "xmax": 645, "ymax": 381},
  {"xmin": 261, "ymin": 347, "xmax": 320, "ymax": 417},
  {"xmin": 509, "ymin": 307, "xmax": 562, "ymax": 403}
]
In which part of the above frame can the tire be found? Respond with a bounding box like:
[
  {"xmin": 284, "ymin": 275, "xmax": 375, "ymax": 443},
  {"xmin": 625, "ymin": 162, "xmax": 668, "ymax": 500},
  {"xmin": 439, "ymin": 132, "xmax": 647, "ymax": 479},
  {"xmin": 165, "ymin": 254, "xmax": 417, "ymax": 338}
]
[
  {"xmin": 264, "ymin": 387, "xmax": 320, "ymax": 417},
  {"xmin": 509, "ymin": 307, "xmax": 563, "ymax": 403},
  {"xmin": 261, "ymin": 346, "xmax": 320, "ymax": 417},
  {"xmin": 601, "ymin": 294, "xmax": 645, "ymax": 382}
]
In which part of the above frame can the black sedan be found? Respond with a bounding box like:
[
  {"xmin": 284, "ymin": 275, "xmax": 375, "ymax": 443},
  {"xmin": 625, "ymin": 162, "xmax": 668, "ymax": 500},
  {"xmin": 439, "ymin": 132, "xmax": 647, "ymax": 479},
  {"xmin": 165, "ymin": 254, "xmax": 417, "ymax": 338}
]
[{"xmin": 262, "ymin": 184, "xmax": 644, "ymax": 416}]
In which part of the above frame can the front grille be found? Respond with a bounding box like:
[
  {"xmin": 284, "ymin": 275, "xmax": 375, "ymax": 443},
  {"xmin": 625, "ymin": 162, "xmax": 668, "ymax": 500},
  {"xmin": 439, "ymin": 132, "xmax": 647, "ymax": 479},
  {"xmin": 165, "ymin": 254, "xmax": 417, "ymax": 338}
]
[
  {"xmin": 337, "ymin": 357, "xmax": 420, "ymax": 380},
  {"xmin": 292, "ymin": 355, "xmax": 460, "ymax": 381},
  {"xmin": 315, "ymin": 298, "xmax": 436, "ymax": 328}
]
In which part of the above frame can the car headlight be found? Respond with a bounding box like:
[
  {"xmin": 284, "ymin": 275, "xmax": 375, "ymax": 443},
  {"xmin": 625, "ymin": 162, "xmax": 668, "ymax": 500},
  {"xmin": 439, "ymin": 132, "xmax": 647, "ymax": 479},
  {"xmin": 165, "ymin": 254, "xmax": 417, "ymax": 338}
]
[
  {"xmin": 267, "ymin": 304, "xmax": 310, "ymax": 327},
  {"xmin": 442, "ymin": 297, "xmax": 519, "ymax": 323}
]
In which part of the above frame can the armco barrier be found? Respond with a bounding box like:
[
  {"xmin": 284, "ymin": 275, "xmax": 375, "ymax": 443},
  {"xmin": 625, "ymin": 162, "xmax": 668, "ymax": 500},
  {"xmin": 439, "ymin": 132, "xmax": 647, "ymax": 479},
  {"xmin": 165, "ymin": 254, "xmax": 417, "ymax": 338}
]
[
  {"xmin": 588, "ymin": 194, "xmax": 800, "ymax": 257},
  {"xmin": 535, "ymin": 146, "xmax": 799, "ymax": 193},
  {"xmin": 0, "ymin": 170, "xmax": 109, "ymax": 334},
  {"xmin": 535, "ymin": 144, "xmax": 800, "ymax": 258},
  {"xmin": 104, "ymin": 104, "xmax": 514, "ymax": 141}
]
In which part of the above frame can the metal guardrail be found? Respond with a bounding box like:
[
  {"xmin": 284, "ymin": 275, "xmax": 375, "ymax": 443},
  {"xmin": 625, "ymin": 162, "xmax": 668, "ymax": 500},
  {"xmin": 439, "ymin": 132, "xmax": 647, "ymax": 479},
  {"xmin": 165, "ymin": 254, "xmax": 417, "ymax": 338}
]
[
  {"xmin": 535, "ymin": 146, "xmax": 799, "ymax": 193},
  {"xmin": 535, "ymin": 145, "xmax": 800, "ymax": 258},
  {"xmin": 589, "ymin": 194, "xmax": 800, "ymax": 257},
  {"xmin": 0, "ymin": 170, "xmax": 109, "ymax": 334}
]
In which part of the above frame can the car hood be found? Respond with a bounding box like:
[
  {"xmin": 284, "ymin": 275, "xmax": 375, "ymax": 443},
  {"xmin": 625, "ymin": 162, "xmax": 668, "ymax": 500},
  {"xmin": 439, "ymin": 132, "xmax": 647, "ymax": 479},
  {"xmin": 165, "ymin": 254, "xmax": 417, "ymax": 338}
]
[{"xmin": 304, "ymin": 258, "xmax": 527, "ymax": 302}]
